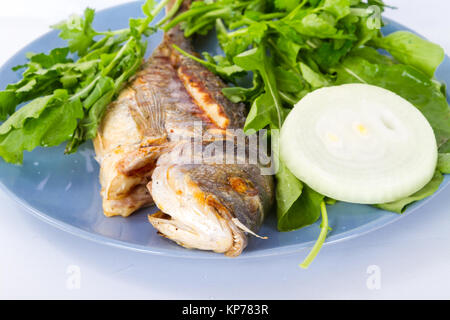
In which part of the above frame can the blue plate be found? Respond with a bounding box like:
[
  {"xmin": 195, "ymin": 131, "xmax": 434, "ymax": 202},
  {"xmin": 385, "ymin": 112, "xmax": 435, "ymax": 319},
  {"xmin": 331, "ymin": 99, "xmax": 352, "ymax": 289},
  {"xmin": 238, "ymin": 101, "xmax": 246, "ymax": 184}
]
[{"xmin": 0, "ymin": 1, "xmax": 449, "ymax": 259}]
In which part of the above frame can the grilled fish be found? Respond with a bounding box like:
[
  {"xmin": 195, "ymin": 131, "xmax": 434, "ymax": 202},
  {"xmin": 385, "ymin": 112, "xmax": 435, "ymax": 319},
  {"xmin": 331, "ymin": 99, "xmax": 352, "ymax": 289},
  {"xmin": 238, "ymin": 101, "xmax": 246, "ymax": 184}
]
[{"xmin": 94, "ymin": 0, "xmax": 274, "ymax": 256}]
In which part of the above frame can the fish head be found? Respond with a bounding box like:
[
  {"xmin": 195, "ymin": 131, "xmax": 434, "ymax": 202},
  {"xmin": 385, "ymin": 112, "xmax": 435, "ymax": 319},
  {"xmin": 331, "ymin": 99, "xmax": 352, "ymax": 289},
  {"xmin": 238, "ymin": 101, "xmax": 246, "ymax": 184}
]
[{"xmin": 148, "ymin": 149, "xmax": 273, "ymax": 257}]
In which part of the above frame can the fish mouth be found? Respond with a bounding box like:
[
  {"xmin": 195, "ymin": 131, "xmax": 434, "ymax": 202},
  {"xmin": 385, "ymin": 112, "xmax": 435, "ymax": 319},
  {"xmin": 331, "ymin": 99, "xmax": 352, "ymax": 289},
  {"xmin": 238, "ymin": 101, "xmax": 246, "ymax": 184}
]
[{"xmin": 147, "ymin": 163, "xmax": 247, "ymax": 257}]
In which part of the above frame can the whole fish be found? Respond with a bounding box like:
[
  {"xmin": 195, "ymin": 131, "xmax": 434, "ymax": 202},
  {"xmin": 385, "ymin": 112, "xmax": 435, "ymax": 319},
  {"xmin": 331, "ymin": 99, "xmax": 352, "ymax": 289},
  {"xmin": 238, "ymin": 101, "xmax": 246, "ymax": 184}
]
[{"xmin": 94, "ymin": 0, "xmax": 274, "ymax": 256}]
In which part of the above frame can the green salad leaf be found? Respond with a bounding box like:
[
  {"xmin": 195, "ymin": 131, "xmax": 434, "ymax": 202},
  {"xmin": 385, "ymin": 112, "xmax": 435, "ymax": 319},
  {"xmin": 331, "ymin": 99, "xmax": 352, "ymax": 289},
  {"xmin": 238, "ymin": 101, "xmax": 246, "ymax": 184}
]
[
  {"xmin": 375, "ymin": 171, "xmax": 444, "ymax": 213},
  {"xmin": 52, "ymin": 8, "xmax": 97, "ymax": 56},
  {"xmin": 0, "ymin": 48, "xmax": 75, "ymax": 121},
  {"xmin": 438, "ymin": 153, "xmax": 450, "ymax": 174},
  {"xmin": 233, "ymin": 46, "xmax": 285, "ymax": 132},
  {"xmin": 0, "ymin": 90, "xmax": 83, "ymax": 164},
  {"xmin": 372, "ymin": 31, "xmax": 445, "ymax": 78}
]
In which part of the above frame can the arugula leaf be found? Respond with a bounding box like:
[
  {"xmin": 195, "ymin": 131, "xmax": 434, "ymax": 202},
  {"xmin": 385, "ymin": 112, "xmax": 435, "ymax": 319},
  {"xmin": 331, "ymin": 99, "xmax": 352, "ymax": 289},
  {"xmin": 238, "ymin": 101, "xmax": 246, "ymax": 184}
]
[
  {"xmin": 0, "ymin": 48, "xmax": 76, "ymax": 120},
  {"xmin": 278, "ymin": 180, "xmax": 325, "ymax": 231},
  {"xmin": 52, "ymin": 8, "xmax": 97, "ymax": 56},
  {"xmin": 243, "ymin": 92, "xmax": 279, "ymax": 134},
  {"xmin": 271, "ymin": 35, "xmax": 303, "ymax": 67},
  {"xmin": 438, "ymin": 153, "xmax": 450, "ymax": 174},
  {"xmin": 233, "ymin": 46, "xmax": 284, "ymax": 131},
  {"xmin": 322, "ymin": 0, "xmax": 351, "ymax": 20},
  {"xmin": 0, "ymin": 90, "xmax": 83, "ymax": 164},
  {"xmin": 26, "ymin": 47, "xmax": 73, "ymax": 69},
  {"xmin": 0, "ymin": 91, "xmax": 17, "ymax": 121},
  {"xmin": 373, "ymin": 31, "xmax": 445, "ymax": 78},
  {"xmin": 272, "ymin": 125, "xmax": 326, "ymax": 232},
  {"xmin": 349, "ymin": 46, "xmax": 394, "ymax": 65},
  {"xmin": 375, "ymin": 171, "xmax": 444, "ymax": 213},
  {"xmin": 299, "ymin": 62, "xmax": 330, "ymax": 88},
  {"xmin": 274, "ymin": 67, "xmax": 305, "ymax": 93},
  {"xmin": 222, "ymin": 73, "xmax": 264, "ymax": 103},
  {"xmin": 291, "ymin": 13, "xmax": 339, "ymax": 38},
  {"xmin": 313, "ymin": 39, "xmax": 354, "ymax": 69},
  {"xmin": 274, "ymin": 0, "xmax": 301, "ymax": 12}
]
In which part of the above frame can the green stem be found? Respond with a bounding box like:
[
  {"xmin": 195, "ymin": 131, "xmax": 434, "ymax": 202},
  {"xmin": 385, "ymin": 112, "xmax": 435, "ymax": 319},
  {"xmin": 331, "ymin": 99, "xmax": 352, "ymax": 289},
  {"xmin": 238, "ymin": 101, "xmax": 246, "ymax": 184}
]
[
  {"xmin": 149, "ymin": 0, "xmax": 171, "ymax": 21},
  {"xmin": 299, "ymin": 201, "xmax": 329, "ymax": 269},
  {"xmin": 136, "ymin": 0, "xmax": 171, "ymax": 35},
  {"xmin": 215, "ymin": 18, "xmax": 228, "ymax": 37},
  {"xmin": 258, "ymin": 45, "xmax": 283, "ymax": 129},
  {"xmin": 172, "ymin": 44, "xmax": 213, "ymax": 68},
  {"xmin": 284, "ymin": 0, "xmax": 308, "ymax": 20},
  {"xmin": 184, "ymin": 20, "xmax": 214, "ymax": 37},
  {"xmin": 259, "ymin": 12, "xmax": 286, "ymax": 20},
  {"xmin": 227, "ymin": 13, "xmax": 285, "ymax": 35},
  {"xmin": 96, "ymin": 28, "xmax": 129, "ymax": 36},
  {"xmin": 102, "ymin": 0, "xmax": 170, "ymax": 77},
  {"xmin": 279, "ymin": 91, "xmax": 298, "ymax": 105},
  {"xmin": 70, "ymin": 74, "xmax": 101, "ymax": 102},
  {"xmin": 156, "ymin": 0, "xmax": 184, "ymax": 27},
  {"xmin": 227, "ymin": 27, "xmax": 249, "ymax": 38},
  {"xmin": 101, "ymin": 39, "xmax": 134, "ymax": 77},
  {"xmin": 163, "ymin": 5, "xmax": 220, "ymax": 31},
  {"xmin": 228, "ymin": 17, "xmax": 254, "ymax": 30}
]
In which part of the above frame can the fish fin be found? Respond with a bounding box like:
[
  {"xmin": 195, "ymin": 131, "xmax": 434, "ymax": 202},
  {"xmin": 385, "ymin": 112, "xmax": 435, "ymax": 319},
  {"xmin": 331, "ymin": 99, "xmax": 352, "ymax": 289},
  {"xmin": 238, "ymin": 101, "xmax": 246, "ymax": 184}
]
[
  {"xmin": 131, "ymin": 85, "xmax": 166, "ymax": 138},
  {"xmin": 117, "ymin": 144, "xmax": 165, "ymax": 176},
  {"xmin": 231, "ymin": 218, "xmax": 268, "ymax": 240}
]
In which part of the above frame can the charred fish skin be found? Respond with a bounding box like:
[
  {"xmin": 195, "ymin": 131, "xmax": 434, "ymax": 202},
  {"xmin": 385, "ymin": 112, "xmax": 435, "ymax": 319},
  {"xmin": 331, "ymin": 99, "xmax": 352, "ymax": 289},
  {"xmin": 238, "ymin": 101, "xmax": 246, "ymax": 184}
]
[{"xmin": 164, "ymin": 1, "xmax": 246, "ymax": 130}]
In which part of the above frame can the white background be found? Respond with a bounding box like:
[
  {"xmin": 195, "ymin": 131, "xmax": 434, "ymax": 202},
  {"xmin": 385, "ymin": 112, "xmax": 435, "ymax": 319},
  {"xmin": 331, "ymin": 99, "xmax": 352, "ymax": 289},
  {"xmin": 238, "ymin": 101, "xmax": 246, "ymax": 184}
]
[{"xmin": 0, "ymin": 0, "xmax": 449, "ymax": 299}]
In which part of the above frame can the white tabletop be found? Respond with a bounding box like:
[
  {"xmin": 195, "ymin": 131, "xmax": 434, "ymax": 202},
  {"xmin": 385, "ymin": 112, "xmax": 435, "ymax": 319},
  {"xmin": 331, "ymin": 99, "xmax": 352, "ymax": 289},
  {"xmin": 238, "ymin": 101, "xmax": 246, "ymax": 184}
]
[{"xmin": 1, "ymin": 0, "xmax": 449, "ymax": 299}]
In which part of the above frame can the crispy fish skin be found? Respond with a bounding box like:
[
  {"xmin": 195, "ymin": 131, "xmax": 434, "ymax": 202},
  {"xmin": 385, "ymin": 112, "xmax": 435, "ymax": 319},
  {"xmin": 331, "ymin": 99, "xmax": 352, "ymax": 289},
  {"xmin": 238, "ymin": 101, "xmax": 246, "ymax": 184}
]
[{"xmin": 163, "ymin": 0, "xmax": 246, "ymax": 130}]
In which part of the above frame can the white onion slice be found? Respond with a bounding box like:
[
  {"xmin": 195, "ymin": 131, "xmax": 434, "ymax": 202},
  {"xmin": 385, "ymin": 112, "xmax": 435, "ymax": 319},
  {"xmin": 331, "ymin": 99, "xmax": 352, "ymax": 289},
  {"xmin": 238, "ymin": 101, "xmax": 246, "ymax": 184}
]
[{"xmin": 280, "ymin": 84, "xmax": 438, "ymax": 204}]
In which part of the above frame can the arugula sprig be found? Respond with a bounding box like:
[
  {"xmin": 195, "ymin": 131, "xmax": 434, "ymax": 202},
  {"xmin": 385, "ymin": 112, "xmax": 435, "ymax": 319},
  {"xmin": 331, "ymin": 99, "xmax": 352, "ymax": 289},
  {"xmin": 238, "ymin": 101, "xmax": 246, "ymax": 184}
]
[{"xmin": 0, "ymin": 0, "xmax": 176, "ymax": 162}]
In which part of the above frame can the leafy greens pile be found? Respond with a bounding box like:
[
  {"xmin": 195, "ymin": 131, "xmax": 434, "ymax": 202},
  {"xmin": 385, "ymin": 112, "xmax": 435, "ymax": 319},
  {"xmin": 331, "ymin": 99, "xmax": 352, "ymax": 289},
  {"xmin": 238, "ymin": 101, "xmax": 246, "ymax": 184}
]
[
  {"xmin": 165, "ymin": 0, "xmax": 450, "ymax": 244},
  {"xmin": 0, "ymin": 0, "xmax": 180, "ymax": 163}
]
